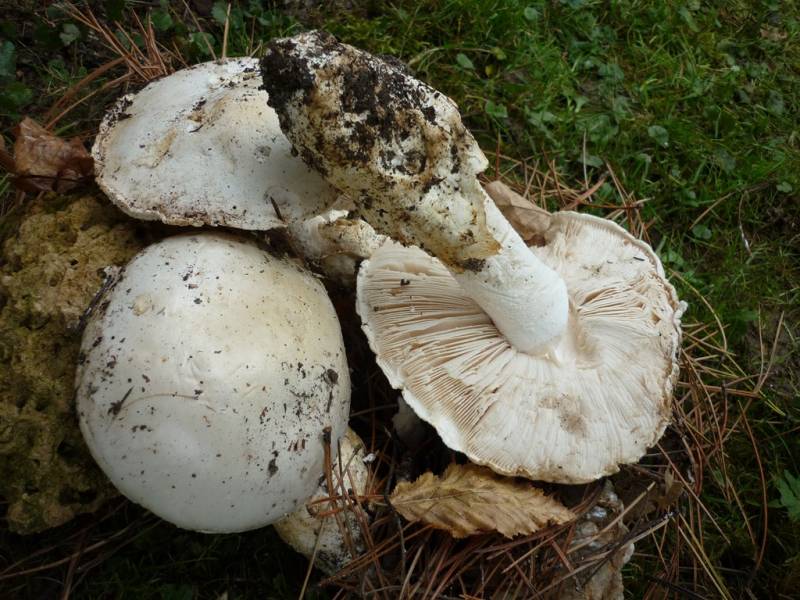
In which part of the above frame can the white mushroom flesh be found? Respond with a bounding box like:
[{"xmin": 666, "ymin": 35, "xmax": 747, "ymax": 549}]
[
  {"xmin": 75, "ymin": 232, "xmax": 351, "ymax": 532},
  {"xmin": 274, "ymin": 428, "xmax": 370, "ymax": 574},
  {"xmin": 92, "ymin": 58, "xmax": 339, "ymax": 230},
  {"xmin": 562, "ymin": 481, "xmax": 633, "ymax": 600},
  {"xmin": 357, "ymin": 211, "xmax": 685, "ymax": 483},
  {"xmin": 261, "ymin": 32, "xmax": 568, "ymax": 353},
  {"xmin": 287, "ymin": 203, "xmax": 384, "ymax": 283}
]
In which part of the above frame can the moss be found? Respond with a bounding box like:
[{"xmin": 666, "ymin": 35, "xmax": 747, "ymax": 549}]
[{"xmin": 0, "ymin": 193, "xmax": 150, "ymax": 533}]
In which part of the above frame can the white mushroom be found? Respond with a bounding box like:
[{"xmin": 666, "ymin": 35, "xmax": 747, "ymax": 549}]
[
  {"xmin": 261, "ymin": 31, "xmax": 568, "ymax": 354},
  {"xmin": 274, "ymin": 427, "xmax": 371, "ymax": 574},
  {"xmin": 356, "ymin": 200, "xmax": 684, "ymax": 482},
  {"xmin": 93, "ymin": 58, "xmax": 338, "ymax": 230},
  {"xmin": 287, "ymin": 200, "xmax": 384, "ymax": 284},
  {"xmin": 92, "ymin": 57, "xmax": 379, "ymax": 281},
  {"xmin": 260, "ymin": 33, "xmax": 685, "ymax": 483},
  {"xmin": 75, "ymin": 232, "xmax": 351, "ymax": 532}
]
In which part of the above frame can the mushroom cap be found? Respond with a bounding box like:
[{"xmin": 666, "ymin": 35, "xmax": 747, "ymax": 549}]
[
  {"xmin": 92, "ymin": 58, "xmax": 338, "ymax": 230},
  {"xmin": 260, "ymin": 31, "xmax": 499, "ymax": 269},
  {"xmin": 274, "ymin": 427, "xmax": 370, "ymax": 574},
  {"xmin": 75, "ymin": 232, "xmax": 350, "ymax": 532},
  {"xmin": 356, "ymin": 210, "xmax": 685, "ymax": 483}
]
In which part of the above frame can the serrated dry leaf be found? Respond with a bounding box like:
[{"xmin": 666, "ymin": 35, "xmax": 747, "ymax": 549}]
[
  {"xmin": 389, "ymin": 463, "xmax": 574, "ymax": 539},
  {"xmin": 484, "ymin": 180, "xmax": 552, "ymax": 245},
  {"xmin": 11, "ymin": 117, "xmax": 94, "ymax": 193}
]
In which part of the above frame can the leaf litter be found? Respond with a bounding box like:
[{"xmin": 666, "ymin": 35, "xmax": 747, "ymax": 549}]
[{"xmin": 390, "ymin": 463, "xmax": 574, "ymax": 539}]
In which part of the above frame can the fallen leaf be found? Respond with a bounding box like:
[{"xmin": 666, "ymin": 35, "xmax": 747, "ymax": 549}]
[
  {"xmin": 389, "ymin": 463, "xmax": 574, "ymax": 538},
  {"xmin": 11, "ymin": 117, "xmax": 93, "ymax": 193},
  {"xmin": 483, "ymin": 180, "xmax": 552, "ymax": 245}
]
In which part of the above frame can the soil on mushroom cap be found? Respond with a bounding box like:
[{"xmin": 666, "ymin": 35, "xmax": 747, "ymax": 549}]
[
  {"xmin": 0, "ymin": 193, "xmax": 156, "ymax": 533},
  {"xmin": 262, "ymin": 32, "xmax": 430, "ymax": 180}
]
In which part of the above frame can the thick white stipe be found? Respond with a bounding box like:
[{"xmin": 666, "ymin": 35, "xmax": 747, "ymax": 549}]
[{"xmin": 453, "ymin": 192, "xmax": 569, "ymax": 354}]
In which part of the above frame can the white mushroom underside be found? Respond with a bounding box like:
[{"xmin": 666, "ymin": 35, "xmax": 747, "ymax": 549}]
[
  {"xmin": 357, "ymin": 213, "xmax": 684, "ymax": 483},
  {"xmin": 92, "ymin": 58, "xmax": 338, "ymax": 230}
]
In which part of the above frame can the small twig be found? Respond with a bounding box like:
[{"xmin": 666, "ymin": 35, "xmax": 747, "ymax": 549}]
[
  {"xmin": 221, "ymin": 3, "xmax": 232, "ymax": 59},
  {"xmin": 181, "ymin": 0, "xmax": 217, "ymax": 59},
  {"xmin": 59, "ymin": 529, "xmax": 88, "ymax": 600}
]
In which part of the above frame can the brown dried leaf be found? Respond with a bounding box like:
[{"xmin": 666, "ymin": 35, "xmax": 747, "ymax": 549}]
[
  {"xmin": 483, "ymin": 180, "xmax": 552, "ymax": 245},
  {"xmin": 389, "ymin": 463, "xmax": 574, "ymax": 539},
  {"xmin": 11, "ymin": 117, "xmax": 94, "ymax": 193}
]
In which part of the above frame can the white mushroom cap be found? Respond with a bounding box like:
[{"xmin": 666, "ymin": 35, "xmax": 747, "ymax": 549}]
[
  {"xmin": 92, "ymin": 58, "xmax": 339, "ymax": 230},
  {"xmin": 274, "ymin": 427, "xmax": 371, "ymax": 574},
  {"xmin": 356, "ymin": 205, "xmax": 685, "ymax": 483},
  {"xmin": 75, "ymin": 232, "xmax": 351, "ymax": 532}
]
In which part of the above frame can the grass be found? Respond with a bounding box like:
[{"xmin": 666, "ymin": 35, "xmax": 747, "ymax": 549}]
[{"xmin": 1, "ymin": 0, "xmax": 799, "ymax": 598}]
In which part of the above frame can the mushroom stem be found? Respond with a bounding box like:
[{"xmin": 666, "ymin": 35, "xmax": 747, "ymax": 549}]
[
  {"xmin": 456, "ymin": 189, "xmax": 568, "ymax": 353},
  {"xmin": 261, "ymin": 31, "xmax": 569, "ymax": 354}
]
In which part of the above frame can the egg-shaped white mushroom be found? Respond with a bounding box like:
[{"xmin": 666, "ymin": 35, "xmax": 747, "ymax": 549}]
[
  {"xmin": 75, "ymin": 232, "xmax": 351, "ymax": 532},
  {"xmin": 274, "ymin": 427, "xmax": 371, "ymax": 574}
]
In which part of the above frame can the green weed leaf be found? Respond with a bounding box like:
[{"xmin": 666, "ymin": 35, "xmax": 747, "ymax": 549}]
[
  {"xmin": 189, "ymin": 32, "xmax": 216, "ymax": 57},
  {"xmin": 648, "ymin": 125, "xmax": 669, "ymax": 147},
  {"xmin": 485, "ymin": 100, "xmax": 508, "ymax": 119},
  {"xmin": 523, "ymin": 7, "xmax": 539, "ymax": 21},
  {"xmin": 766, "ymin": 91, "xmax": 784, "ymax": 115},
  {"xmin": 776, "ymin": 181, "xmax": 793, "ymax": 193},
  {"xmin": 46, "ymin": 5, "xmax": 65, "ymax": 19},
  {"xmin": 212, "ymin": 2, "xmax": 229, "ymax": 26},
  {"xmin": 714, "ymin": 147, "xmax": 736, "ymax": 173},
  {"xmin": 679, "ymin": 7, "xmax": 699, "ymax": 33},
  {"xmin": 691, "ymin": 224, "xmax": 712, "ymax": 240},
  {"xmin": 777, "ymin": 471, "xmax": 800, "ymax": 522},
  {"xmin": 586, "ymin": 113, "xmax": 618, "ymax": 144},
  {"xmin": 571, "ymin": 94, "xmax": 588, "ymax": 113},
  {"xmin": 0, "ymin": 81, "xmax": 33, "ymax": 112},
  {"xmin": 598, "ymin": 62, "xmax": 624, "ymax": 83},
  {"xmin": 579, "ymin": 154, "xmax": 604, "ymax": 168},
  {"xmin": 213, "ymin": 2, "xmax": 244, "ymax": 31},
  {"xmin": 662, "ymin": 248, "xmax": 685, "ymax": 268},
  {"xmin": 0, "ymin": 40, "xmax": 15, "ymax": 81},
  {"xmin": 455, "ymin": 53, "xmax": 474, "ymax": 70},
  {"xmin": 60, "ymin": 23, "xmax": 81, "ymax": 46},
  {"xmin": 151, "ymin": 9, "xmax": 173, "ymax": 32}
]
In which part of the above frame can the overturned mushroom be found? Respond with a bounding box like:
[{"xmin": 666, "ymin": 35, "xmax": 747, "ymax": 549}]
[
  {"xmin": 75, "ymin": 232, "xmax": 351, "ymax": 532},
  {"xmin": 261, "ymin": 31, "xmax": 568, "ymax": 354},
  {"xmin": 261, "ymin": 32, "xmax": 685, "ymax": 483}
]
